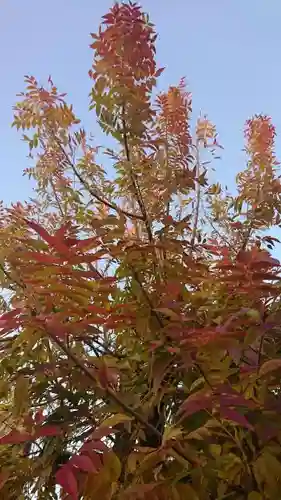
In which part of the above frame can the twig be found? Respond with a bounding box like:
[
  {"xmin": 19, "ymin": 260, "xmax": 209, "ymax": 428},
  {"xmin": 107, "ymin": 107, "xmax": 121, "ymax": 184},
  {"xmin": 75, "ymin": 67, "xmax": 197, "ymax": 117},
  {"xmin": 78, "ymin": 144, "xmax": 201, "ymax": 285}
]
[
  {"xmin": 121, "ymin": 109, "xmax": 153, "ymax": 242},
  {"xmin": 129, "ymin": 265, "xmax": 163, "ymax": 328},
  {"xmin": 50, "ymin": 178, "xmax": 64, "ymax": 218},
  {"xmin": 46, "ymin": 327, "xmax": 158, "ymax": 431},
  {"xmin": 53, "ymin": 136, "xmax": 145, "ymax": 222},
  {"xmin": 0, "ymin": 263, "xmax": 24, "ymax": 291},
  {"xmin": 45, "ymin": 325, "xmax": 197, "ymax": 467},
  {"xmin": 190, "ymin": 141, "xmax": 201, "ymax": 251}
]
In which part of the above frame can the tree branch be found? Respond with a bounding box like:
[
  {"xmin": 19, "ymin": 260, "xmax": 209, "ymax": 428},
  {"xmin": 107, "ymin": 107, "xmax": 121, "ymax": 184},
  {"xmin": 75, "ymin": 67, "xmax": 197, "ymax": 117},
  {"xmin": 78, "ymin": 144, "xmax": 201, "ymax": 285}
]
[
  {"xmin": 45, "ymin": 325, "xmax": 197, "ymax": 467},
  {"xmin": 121, "ymin": 110, "xmax": 153, "ymax": 243},
  {"xmin": 190, "ymin": 141, "xmax": 201, "ymax": 251},
  {"xmin": 54, "ymin": 137, "xmax": 145, "ymax": 222}
]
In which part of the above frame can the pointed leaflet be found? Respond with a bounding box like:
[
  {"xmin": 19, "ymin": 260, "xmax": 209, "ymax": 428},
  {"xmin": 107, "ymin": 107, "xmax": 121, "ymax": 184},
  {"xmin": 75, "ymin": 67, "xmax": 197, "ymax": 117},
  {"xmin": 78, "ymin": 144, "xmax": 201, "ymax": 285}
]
[
  {"xmin": 216, "ymin": 385, "xmax": 256, "ymax": 408},
  {"xmin": 220, "ymin": 407, "xmax": 254, "ymax": 430},
  {"xmin": 179, "ymin": 389, "xmax": 213, "ymax": 417},
  {"xmin": 0, "ymin": 430, "xmax": 32, "ymax": 445},
  {"xmin": 70, "ymin": 454, "xmax": 97, "ymax": 472},
  {"xmin": 123, "ymin": 483, "xmax": 159, "ymax": 497},
  {"xmin": 0, "ymin": 308, "xmax": 21, "ymax": 333},
  {"xmin": 17, "ymin": 252, "xmax": 63, "ymax": 265},
  {"xmin": 100, "ymin": 413, "xmax": 133, "ymax": 428},
  {"xmin": 259, "ymin": 359, "xmax": 281, "ymax": 376},
  {"xmin": 56, "ymin": 465, "xmax": 78, "ymax": 500},
  {"xmin": 0, "ymin": 425, "xmax": 61, "ymax": 445},
  {"xmin": 24, "ymin": 219, "xmax": 70, "ymax": 255},
  {"xmin": 0, "ymin": 471, "xmax": 9, "ymax": 490},
  {"xmin": 35, "ymin": 425, "xmax": 62, "ymax": 438},
  {"xmin": 81, "ymin": 439, "xmax": 108, "ymax": 455}
]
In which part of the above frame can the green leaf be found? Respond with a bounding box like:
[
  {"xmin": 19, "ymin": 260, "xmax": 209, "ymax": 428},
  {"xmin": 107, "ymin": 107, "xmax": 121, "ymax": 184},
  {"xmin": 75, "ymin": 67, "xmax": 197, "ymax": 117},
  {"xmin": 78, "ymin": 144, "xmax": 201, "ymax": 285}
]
[
  {"xmin": 248, "ymin": 493, "xmax": 262, "ymax": 500},
  {"xmin": 13, "ymin": 375, "xmax": 29, "ymax": 417},
  {"xmin": 100, "ymin": 413, "xmax": 133, "ymax": 428},
  {"xmin": 163, "ymin": 426, "xmax": 182, "ymax": 444}
]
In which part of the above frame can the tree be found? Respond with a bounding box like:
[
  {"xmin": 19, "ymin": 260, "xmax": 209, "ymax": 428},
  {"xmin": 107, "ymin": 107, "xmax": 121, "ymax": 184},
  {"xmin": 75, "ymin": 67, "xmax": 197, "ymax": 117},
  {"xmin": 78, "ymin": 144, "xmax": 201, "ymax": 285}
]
[{"xmin": 0, "ymin": 2, "xmax": 281, "ymax": 499}]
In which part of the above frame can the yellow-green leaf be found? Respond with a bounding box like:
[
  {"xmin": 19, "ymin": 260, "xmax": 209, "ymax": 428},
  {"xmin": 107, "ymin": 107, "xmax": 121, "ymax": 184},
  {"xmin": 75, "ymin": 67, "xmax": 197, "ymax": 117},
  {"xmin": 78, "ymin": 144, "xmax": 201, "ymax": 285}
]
[
  {"xmin": 100, "ymin": 413, "xmax": 133, "ymax": 428},
  {"xmin": 248, "ymin": 493, "xmax": 262, "ymax": 500},
  {"xmin": 259, "ymin": 359, "xmax": 281, "ymax": 377}
]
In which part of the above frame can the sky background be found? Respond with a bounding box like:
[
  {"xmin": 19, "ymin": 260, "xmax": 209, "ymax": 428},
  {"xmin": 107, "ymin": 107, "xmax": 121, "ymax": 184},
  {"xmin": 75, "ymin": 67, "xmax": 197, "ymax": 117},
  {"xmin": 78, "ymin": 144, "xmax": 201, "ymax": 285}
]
[{"xmin": 1, "ymin": 0, "xmax": 281, "ymax": 222}]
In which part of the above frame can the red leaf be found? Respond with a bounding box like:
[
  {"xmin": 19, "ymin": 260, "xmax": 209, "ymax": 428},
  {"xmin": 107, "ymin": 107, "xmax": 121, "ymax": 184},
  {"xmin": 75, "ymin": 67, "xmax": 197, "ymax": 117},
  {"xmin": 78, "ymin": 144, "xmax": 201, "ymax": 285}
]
[
  {"xmin": 0, "ymin": 309, "xmax": 21, "ymax": 321},
  {"xmin": 92, "ymin": 440, "xmax": 109, "ymax": 452},
  {"xmin": 179, "ymin": 390, "xmax": 213, "ymax": 417},
  {"xmin": 81, "ymin": 437, "xmax": 108, "ymax": 454},
  {"xmin": 34, "ymin": 410, "xmax": 44, "ymax": 424},
  {"xmin": 0, "ymin": 430, "xmax": 32, "ymax": 445},
  {"xmin": 154, "ymin": 67, "xmax": 165, "ymax": 78},
  {"xmin": 149, "ymin": 340, "xmax": 164, "ymax": 351},
  {"xmin": 19, "ymin": 252, "xmax": 63, "ymax": 265},
  {"xmin": 56, "ymin": 465, "xmax": 78, "ymax": 500},
  {"xmin": 35, "ymin": 425, "xmax": 62, "ymax": 438},
  {"xmin": 220, "ymin": 407, "xmax": 253, "ymax": 430},
  {"xmin": 68, "ymin": 253, "xmax": 107, "ymax": 265},
  {"xmin": 217, "ymin": 386, "xmax": 256, "ymax": 408},
  {"xmin": 70, "ymin": 454, "xmax": 96, "ymax": 472},
  {"xmin": 45, "ymin": 319, "xmax": 68, "ymax": 338},
  {"xmin": 54, "ymin": 222, "xmax": 72, "ymax": 240},
  {"xmin": 67, "ymin": 236, "xmax": 101, "ymax": 250},
  {"xmin": 25, "ymin": 219, "xmax": 55, "ymax": 245},
  {"xmin": 25, "ymin": 219, "xmax": 70, "ymax": 255}
]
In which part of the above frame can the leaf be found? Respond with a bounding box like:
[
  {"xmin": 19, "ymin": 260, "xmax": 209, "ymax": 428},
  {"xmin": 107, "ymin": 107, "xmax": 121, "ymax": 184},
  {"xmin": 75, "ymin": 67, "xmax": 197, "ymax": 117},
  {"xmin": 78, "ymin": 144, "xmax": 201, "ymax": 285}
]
[
  {"xmin": 154, "ymin": 308, "xmax": 181, "ymax": 320},
  {"xmin": 70, "ymin": 454, "xmax": 97, "ymax": 472},
  {"xmin": 0, "ymin": 470, "xmax": 10, "ymax": 490},
  {"xmin": 179, "ymin": 389, "xmax": 213, "ymax": 417},
  {"xmin": 163, "ymin": 426, "xmax": 182, "ymax": 444},
  {"xmin": 103, "ymin": 451, "xmax": 121, "ymax": 481},
  {"xmin": 259, "ymin": 358, "xmax": 281, "ymax": 376},
  {"xmin": 220, "ymin": 407, "xmax": 253, "ymax": 430},
  {"xmin": 91, "ymin": 426, "xmax": 113, "ymax": 440},
  {"xmin": 248, "ymin": 493, "xmax": 262, "ymax": 500},
  {"xmin": 18, "ymin": 252, "xmax": 63, "ymax": 265},
  {"xmin": 154, "ymin": 67, "xmax": 165, "ymax": 78},
  {"xmin": 56, "ymin": 465, "xmax": 78, "ymax": 500},
  {"xmin": 100, "ymin": 413, "xmax": 133, "ymax": 428},
  {"xmin": 25, "ymin": 219, "xmax": 70, "ymax": 255},
  {"xmin": 217, "ymin": 385, "xmax": 256, "ymax": 408},
  {"xmin": 13, "ymin": 375, "xmax": 29, "ymax": 416},
  {"xmin": 35, "ymin": 425, "xmax": 62, "ymax": 438},
  {"xmin": 0, "ymin": 430, "xmax": 32, "ymax": 445},
  {"xmin": 81, "ymin": 439, "xmax": 108, "ymax": 454},
  {"xmin": 123, "ymin": 483, "xmax": 159, "ymax": 497},
  {"xmin": 151, "ymin": 356, "xmax": 171, "ymax": 393},
  {"xmin": 174, "ymin": 483, "xmax": 199, "ymax": 500}
]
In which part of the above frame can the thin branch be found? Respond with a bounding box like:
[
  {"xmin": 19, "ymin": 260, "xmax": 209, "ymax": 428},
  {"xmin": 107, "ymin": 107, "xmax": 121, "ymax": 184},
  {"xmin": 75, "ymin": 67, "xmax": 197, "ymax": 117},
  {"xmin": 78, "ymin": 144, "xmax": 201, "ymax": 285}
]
[
  {"xmin": 240, "ymin": 204, "xmax": 258, "ymax": 252},
  {"xmin": 50, "ymin": 178, "xmax": 64, "ymax": 218},
  {"xmin": 45, "ymin": 325, "xmax": 197, "ymax": 467},
  {"xmin": 0, "ymin": 263, "xmax": 24, "ymax": 291},
  {"xmin": 54, "ymin": 136, "xmax": 145, "ymax": 222},
  {"xmin": 121, "ymin": 110, "xmax": 153, "ymax": 242},
  {"xmin": 190, "ymin": 141, "xmax": 201, "ymax": 250},
  {"xmin": 46, "ymin": 328, "xmax": 162, "ymax": 438},
  {"xmin": 129, "ymin": 265, "xmax": 164, "ymax": 328}
]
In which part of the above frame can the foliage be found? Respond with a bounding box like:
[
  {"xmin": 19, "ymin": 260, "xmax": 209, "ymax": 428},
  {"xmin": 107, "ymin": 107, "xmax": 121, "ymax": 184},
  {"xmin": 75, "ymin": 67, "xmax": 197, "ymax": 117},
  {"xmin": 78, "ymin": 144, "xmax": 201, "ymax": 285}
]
[{"xmin": 1, "ymin": 2, "xmax": 281, "ymax": 499}]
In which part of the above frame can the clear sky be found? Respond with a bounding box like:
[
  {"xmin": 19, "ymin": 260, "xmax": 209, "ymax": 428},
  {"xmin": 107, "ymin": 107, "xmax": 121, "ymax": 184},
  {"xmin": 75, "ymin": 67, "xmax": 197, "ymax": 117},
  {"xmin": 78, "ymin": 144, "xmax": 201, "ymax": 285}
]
[{"xmin": 1, "ymin": 0, "xmax": 281, "ymax": 207}]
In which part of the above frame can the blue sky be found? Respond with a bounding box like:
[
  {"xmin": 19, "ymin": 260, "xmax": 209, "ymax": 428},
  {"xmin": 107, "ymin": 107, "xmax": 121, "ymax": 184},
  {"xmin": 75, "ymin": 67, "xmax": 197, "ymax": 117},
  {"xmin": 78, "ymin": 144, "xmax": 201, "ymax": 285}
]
[{"xmin": 1, "ymin": 0, "xmax": 281, "ymax": 208}]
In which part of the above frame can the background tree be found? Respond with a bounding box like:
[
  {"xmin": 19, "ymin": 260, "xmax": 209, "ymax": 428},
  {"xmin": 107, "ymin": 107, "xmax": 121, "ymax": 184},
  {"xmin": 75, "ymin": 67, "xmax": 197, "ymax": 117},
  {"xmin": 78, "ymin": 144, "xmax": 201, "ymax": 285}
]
[{"xmin": 0, "ymin": 2, "xmax": 281, "ymax": 499}]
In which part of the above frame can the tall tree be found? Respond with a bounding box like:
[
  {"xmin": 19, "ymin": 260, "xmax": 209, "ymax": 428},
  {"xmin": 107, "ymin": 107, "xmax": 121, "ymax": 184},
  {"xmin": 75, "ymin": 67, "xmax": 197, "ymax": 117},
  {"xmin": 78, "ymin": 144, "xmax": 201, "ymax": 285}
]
[{"xmin": 0, "ymin": 2, "xmax": 281, "ymax": 499}]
